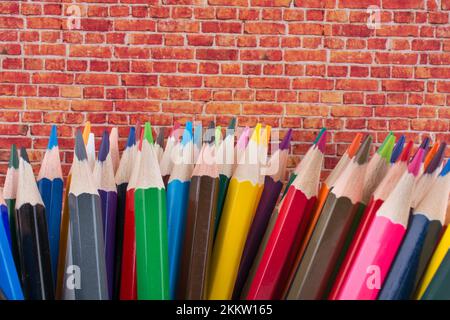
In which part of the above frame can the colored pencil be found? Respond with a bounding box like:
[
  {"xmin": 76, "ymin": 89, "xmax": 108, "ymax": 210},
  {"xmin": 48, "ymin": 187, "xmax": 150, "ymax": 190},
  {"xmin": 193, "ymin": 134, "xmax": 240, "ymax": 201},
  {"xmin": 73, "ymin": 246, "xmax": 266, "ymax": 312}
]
[
  {"xmin": 66, "ymin": 131, "xmax": 108, "ymax": 299},
  {"xmin": 86, "ymin": 132, "xmax": 96, "ymax": 171},
  {"xmin": 160, "ymin": 122, "xmax": 181, "ymax": 187},
  {"xmin": 285, "ymin": 134, "xmax": 371, "ymax": 300},
  {"xmin": 167, "ymin": 121, "xmax": 194, "ymax": 299},
  {"xmin": 281, "ymin": 128, "xmax": 326, "ymax": 198},
  {"xmin": 56, "ymin": 122, "xmax": 91, "ymax": 299},
  {"xmin": 379, "ymin": 145, "xmax": 446, "ymax": 300},
  {"xmin": 177, "ymin": 130, "xmax": 219, "ymax": 300},
  {"xmin": 282, "ymin": 133, "xmax": 363, "ymax": 298},
  {"xmin": 155, "ymin": 127, "xmax": 165, "ymax": 163},
  {"xmin": 423, "ymin": 141, "xmax": 439, "ymax": 171},
  {"xmin": 37, "ymin": 125, "xmax": 63, "ymax": 282},
  {"xmin": 3, "ymin": 144, "xmax": 19, "ymax": 266},
  {"xmin": 113, "ymin": 127, "xmax": 136, "ymax": 300},
  {"xmin": 334, "ymin": 148, "xmax": 424, "ymax": 300},
  {"xmin": 233, "ymin": 129, "xmax": 292, "ymax": 299},
  {"xmin": 134, "ymin": 122, "xmax": 169, "ymax": 300},
  {"xmin": 93, "ymin": 130, "xmax": 118, "ymax": 299},
  {"xmin": 417, "ymin": 160, "xmax": 450, "ymax": 299},
  {"xmin": 214, "ymin": 119, "xmax": 238, "ymax": 235},
  {"xmin": 109, "ymin": 127, "xmax": 120, "ymax": 174},
  {"xmin": 258, "ymin": 125, "xmax": 271, "ymax": 167},
  {"xmin": 329, "ymin": 139, "xmax": 413, "ymax": 299},
  {"xmin": 0, "ymin": 190, "xmax": 23, "ymax": 300},
  {"xmin": 232, "ymin": 127, "xmax": 251, "ymax": 174},
  {"xmin": 0, "ymin": 188, "xmax": 11, "ymax": 248},
  {"xmin": 120, "ymin": 129, "xmax": 143, "ymax": 300},
  {"xmin": 208, "ymin": 124, "xmax": 264, "ymax": 300},
  {"xmin": 193, "ymin": 123, "xmax": 203, "ymax": 163},
  {"xmin": 16, "ymin": 147, "xmax": 54, "ymax": 299},
  {"xmin": 390, "ymin": 135, "xmax": 406, "ymax": 164}
]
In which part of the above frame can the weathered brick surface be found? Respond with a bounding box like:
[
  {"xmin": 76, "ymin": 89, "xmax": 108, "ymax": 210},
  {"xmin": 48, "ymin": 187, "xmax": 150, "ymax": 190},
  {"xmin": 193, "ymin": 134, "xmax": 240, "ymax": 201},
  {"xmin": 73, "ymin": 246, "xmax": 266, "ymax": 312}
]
[{"xmin": 0, "ymin": 0, "xmax": 449, "ymax": 180}]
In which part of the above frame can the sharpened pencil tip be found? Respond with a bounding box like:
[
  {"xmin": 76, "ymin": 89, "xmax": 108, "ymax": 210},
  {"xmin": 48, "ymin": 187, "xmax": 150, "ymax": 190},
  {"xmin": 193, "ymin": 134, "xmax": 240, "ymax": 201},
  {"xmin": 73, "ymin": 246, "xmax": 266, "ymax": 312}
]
[
  {"xmin": 143, "ymin": 122, "xmax": 153, "ymax": 144},
  {"xmin": 157, "ymin": 127, "xmax": 165, "ymax": 147},
  {"xmin": 47, "ymin": 125, "xmax": 58, "ymax": 150},
  {"xmin": 251, "ymin": 123, "xmax": 262, "ymax": 144},
  {"xmin": 317, "ymin": 130, "xmax": 327, "ymax": 153},
  {"xmin": 98, "ymin": 130, "xmax": 110, "ymax": 162},
  {"xmin": 75, "ymin": 130, "xmax": 88, "ymax": 161},
  {"xmin": 8, "ymin": 144, "xmax": 18, "ymax": 169},
  {"xmin": 19, "ymin": 147, "xmax": 30, "ymax": 164},
  {"xmin": 126, "ymin": 127, "xmax": 136, "ymax": 148},
  {"xmin": 379, "ymin": 134, "xmax": 395, "ymax": 162},
  {"xmin": 182, "ymin": 121, "xmax": 193, "ymax": 146},
  {"xmin": 440, "ymin": 158, "xmax": 450, "ymax": 177},
  {"xmin": 348, "ymin": 133, "xmax": 363, "ymax": 159},
  {"xmin": 194, "ymin": 123, "xmax": 202, "ymax": 148},
  {"xmin": 135, "ymin": 121, "xmax": 141, "ymax": 142},
  {"xmin": 426, "ymin": 142, "xmax": 446, "ymax": 174},
  {"xmin": 82, "ymin": 121, "xmax": 91, "ymax": 145},
  {"xmin": 228, "ymin": 118, "xmax": 236, "ymax": 131},
  {"xmin": 280, "ymin": 129, "xmax": 292, "ymax": 150},
  {"xmin": 237, "ymin": 127, "xmax": 250, "ymax": 150},
  {"xmin": 391, "ymin": 135, "xmax": 405, "ymax": 163},
  {"xmin": 355, "ymin": 134, "xmax": 372, "ymax": 165},
  {"xmin": 313, "ymin": 128, "xmax": 326, "ymax": 145},
  {"xmin": 171, "ymin": 122, "xmax": 180, "ymax": 138},
  {"xmin": 215, "ymin": 126, "xmax": 222, "ymax": 145},
  {"xmin": 400, "ymin": 141, "xmax": 413, "ymax": 162},
  {"xmin": 408, "ymin": 148, "xmax": 424, "ymax": 177}
]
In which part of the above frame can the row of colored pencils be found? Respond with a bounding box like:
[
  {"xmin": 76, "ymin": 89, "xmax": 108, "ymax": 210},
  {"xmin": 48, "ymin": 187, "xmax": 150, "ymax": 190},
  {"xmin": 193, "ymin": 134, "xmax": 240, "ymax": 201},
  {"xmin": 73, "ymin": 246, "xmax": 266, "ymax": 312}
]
[{"xmin": 0, "ymin": 122, "xmax": 449, "ymax": 300}]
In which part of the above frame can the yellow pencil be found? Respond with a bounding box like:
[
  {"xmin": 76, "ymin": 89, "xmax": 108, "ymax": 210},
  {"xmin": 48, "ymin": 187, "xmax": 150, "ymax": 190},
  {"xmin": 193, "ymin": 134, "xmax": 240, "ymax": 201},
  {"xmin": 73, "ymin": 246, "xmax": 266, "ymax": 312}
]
[{"xmin": 208, "ymin": 124, "xmax": 264, "ymax": 300}]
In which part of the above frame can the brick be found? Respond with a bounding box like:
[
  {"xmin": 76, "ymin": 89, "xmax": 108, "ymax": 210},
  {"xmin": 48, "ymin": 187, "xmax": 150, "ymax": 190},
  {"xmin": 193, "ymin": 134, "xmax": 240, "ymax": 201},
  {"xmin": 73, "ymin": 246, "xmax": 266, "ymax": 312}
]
[
  {"xmin": 244, "ymin": 22, "xmax": 285, "ymax": 34},
  {"xmin": 205, "ymin": 76, "xmax": 246, "ymax": 87},
  {"xmin": 71, "ymin": 100, "xmax": 113, "ymax": 112},
  {"xmin": 336, "ymin": 79, "xmax": 378, "ymax": 91},
  {"xmin": 382, "ymin": 80, "xmax": 424, "ymax": 92},
  {"xmin": 285, "ymin": 50, "xmax": 327, "ymax": 62},
  {"xmin": 196, "ymin": 49, "xmax": 238, "ymax": 60},
  {"xmin": 70, "ymin": 45, "xmax": 112, "ymax": 58},
  {"xmin": 293, "ymin": 78, "xmax": 333, "ymax": 90},
  {"xmin": 160, "ymin": 76, "xmax": 202, "ymax": 87},
  {"xmin": 75, "ymin": 74, "xmax": 119, "ymax": 86},
  {"xmin": 330, "ymin": 51, "xmax": 372, "ymax": 63}
]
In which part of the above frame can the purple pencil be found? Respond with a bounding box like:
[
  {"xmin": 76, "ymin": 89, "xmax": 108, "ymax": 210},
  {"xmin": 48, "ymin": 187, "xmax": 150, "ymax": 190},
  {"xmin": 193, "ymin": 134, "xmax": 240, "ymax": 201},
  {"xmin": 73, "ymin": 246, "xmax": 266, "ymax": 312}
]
[
  {"xmin": 93, "ymin": 130, "xmax": 118, "ymax": 299},
  {"xmin": 232, "ymin": 129, "xmax": 292, "ymax": 299}
]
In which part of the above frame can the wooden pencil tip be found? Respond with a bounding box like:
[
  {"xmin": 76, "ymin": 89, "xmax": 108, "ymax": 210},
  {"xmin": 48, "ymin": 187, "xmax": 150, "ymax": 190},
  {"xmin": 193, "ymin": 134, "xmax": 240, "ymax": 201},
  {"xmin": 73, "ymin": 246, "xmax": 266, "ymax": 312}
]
[
  {"xmin": 144, "ymin": 122, "xmax": 154, "ymax": 144},
  {"xmin": 19, "ymin": 147, "xmax": 30, "ymax": 164},
  {"xmin": 126, "ymin": 127, "xmax": 136, "ymax": 148},
  {"xmin": 98, "ymin": 130, "xmax": 110, "ymax": 162},
  {"xmin": 390, "ymin": 135, "xmax": 405, "ymax": 163},
  {"xmin": 355, "ymin": 134, "xmax": 372, "ymax": 165},
  {"xmin": 440, "ymin": 158, "xmax": 450, "ymax": 177},
  {"xmin": 215, "ymin": 126, "xmax": 222, "ymax": 145},
  {"xmin": 426, "ymin": 142, "xmax": 446, "ymax": 174},
  {"xmin": 313, "ymin": 127, "xmax": 326, "ymax": 144},
  {"xmin": 75, "ymin": 130, "xmax": 88, "ymax": 161},
  {"xmin": 347, "ymin": 133, "xmax": 363, "ymax": 158},
  {"xmin": 279, "ymin": 129, "xmax": 292, "ymax": 150},
  {"xmin": 157, "ymin": 127, "xmax": 165, "ymax": 147},
  {"xmin": 8, "ymin": 144, "xmax": 18, "ymax": 169},
  {"xmin": 378, "ymin": 134, "xmax": 396, "ymax": 162},
  {"xmin": 171, "ymin": 122, "xmax": 180, "ymax": 137},
  {"xmin": 400, "ymin": 141, "xmax": 413, "ymax": 162},
  {"xmin": 138, "ymin": 127, "xmax": 144, "ymax": 151},
  {"xmin": 317, "ymin": 130, "xmax": 327, "ymax": 153},
  {"xmin": 250, "ymin": 123, "xmax": 262, "ymax": 144},
  {"xmin": 47, "ymin": 125, "xmax": 58, "ymax": 150},
  {"xmin": 182, "ymin": 121, "xmax": 193, "ymax": 146},
  {"xmin": 194, "ymin": 123, "xmax": 202, "ymax": 147},
  {"xmin": 135, "ymin": 120, "xmax": 141, "ymax": 141},
  {"xmin": 82, "ymin": 121, "xmax": 91, "ymax": 145},
  {"xmin": 420, "ymin": 137, "xmax": 430, "ymax": 150}
]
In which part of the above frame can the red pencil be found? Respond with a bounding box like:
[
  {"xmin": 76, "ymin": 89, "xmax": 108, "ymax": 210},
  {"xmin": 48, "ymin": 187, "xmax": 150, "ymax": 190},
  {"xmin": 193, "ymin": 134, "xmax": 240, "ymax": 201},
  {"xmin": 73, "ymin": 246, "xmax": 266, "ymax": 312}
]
[{"xmin": 246, "ymin": 132, "xmax": 326, "ymax": 300}]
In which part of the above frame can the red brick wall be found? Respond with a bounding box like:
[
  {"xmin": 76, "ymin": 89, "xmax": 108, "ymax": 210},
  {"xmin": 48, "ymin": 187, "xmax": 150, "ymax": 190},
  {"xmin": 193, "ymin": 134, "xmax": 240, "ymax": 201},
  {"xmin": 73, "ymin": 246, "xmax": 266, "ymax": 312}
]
[{"xmin": 0, "ymin": 0, "xmax": 449, "ymax": 182}]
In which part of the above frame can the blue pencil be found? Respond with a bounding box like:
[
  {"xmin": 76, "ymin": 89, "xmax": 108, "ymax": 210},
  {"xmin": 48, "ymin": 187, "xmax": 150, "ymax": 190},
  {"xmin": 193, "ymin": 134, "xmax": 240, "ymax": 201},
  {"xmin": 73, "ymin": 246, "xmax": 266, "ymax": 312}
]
[
  {"xmin": 0, "ymin": 192, "xmax": 23, "ymax": 300},
  {"xmin": 37, "ymin": 125, "xmax": 63, "ymax": 281},
  {"xmin": 379, "ymin": 146, "xmax": 448, "ymax": 300},
  {"xmin": 390, "ymin": 135, "xmax": 405, "ymax": 164},
  {"xmin": 167, "ymin": 121, "xmax": 194, "ymax": 299}
]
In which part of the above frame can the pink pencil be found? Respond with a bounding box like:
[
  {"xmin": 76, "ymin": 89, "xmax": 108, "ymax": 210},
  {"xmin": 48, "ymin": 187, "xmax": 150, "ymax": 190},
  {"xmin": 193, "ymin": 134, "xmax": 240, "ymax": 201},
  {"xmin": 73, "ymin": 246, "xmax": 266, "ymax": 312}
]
[{"xmin": 335, "ymin": 148, "xmax": 424, "ymax": 300}]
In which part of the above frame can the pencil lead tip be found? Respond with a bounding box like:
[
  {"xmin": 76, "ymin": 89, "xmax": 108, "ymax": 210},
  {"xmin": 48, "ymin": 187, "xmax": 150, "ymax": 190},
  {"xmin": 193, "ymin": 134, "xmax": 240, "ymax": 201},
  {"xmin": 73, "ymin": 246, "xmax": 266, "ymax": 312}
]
[
  {"xmin": 135, "ymin": 121, "xmax": 141, "ymax": 141},
  {"xmin": 126, "ymin": 127, "xmax": 136, "ymax": 148},
  {"xmin": 228, "ymin": 118, "xmax": 236, "ymax": 131},
  {"xmin": 237, "ymin": 127, "xmax": 250, "ymax": 149},
  {"xmin": 171, "ymin": 122, "xmax": 180, "ymax": 138},
  {"xmin": 400, "ymin": 140, "xmax": 413, "ymax": 162},
  {"xmin": 379, "ymin": 134, "xmax": 395, "ymax": 162},
  {"xmin": 47, "ymin": 125, "xmax": 58, "ymax": 150},
  {"xmin": 194, "ymin": 123, "xmax": 202, "ymax": 147},
  {"xmin": 98, "ymin": 130, "xmax": 110, "ymax": 162},
  {"xmin": 157, "ymin": 127, "xmax": 165, "ymax": 147},
  {"xmin": 313, "ymin": 128, "xmax": 326, "ymax": 144},
  {"xmin": 420, "ymin": 137, "xmax": 430, "ymax": 152},
  {"xmin": 75, "ymin": 130, "xmax": 88, "ymax": 161},
  {"xmin": 182, "ymin": 121, "xmax": 193, "ymax": 146},
  {"xmin": 9, "ymin": 144, "xmax": 18, "ymax": 169},
  {"xmin": 348, "ymin": 133, "xmax": 363, "ymax": 159},
  {"xmin": 408, "ymin": 148, "xmax": 424, "ymax": 177},
  {"xmin": 215, "ymin": 126, "xmax": 222, "ymax": 145},
  {"xmin": 355, "ymin": 134, "xmax": 372, "ymax": 165},
  {"xmin": 19, "ymin": 147, "xmax": 30, "ymax": 164},
  {"xmin": 390, "ymin": 135, "xmax": 405, "ymax": 163},
  {"xmin": 317, "ymin": 130, "xmax": 327, "ymax": 153},
  {"xmin": 426, "ymin": 142, "xmax": 446, "ymax": 174},
  {"xmin": 144, "ymin": 122, "xmax": 153, "ymax": 144},
  {"xmin": 280, "ymin": 129, "xmax": 293, "ymax": 150},
  {"xmin": 251, "ymin": 123, "xmax": 262, "ymax": 144},
  {"xmin": 82, "ymin": 121, "xmax": 91, "ymax": 145},
  {"xmin": 440, "ymin": 158, "xmax": 450, "ymax": 177}
]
